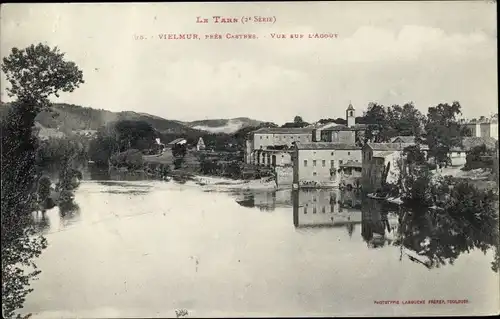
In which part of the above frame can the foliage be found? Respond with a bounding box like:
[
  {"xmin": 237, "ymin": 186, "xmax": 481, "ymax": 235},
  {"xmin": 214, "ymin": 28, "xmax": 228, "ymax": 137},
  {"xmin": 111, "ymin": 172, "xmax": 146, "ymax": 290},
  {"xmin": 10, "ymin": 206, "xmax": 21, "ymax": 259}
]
[
  {"xmin": 318, "ymin": 118, "xmax": 347, "ymax": 125},
  {"xmin": 109, "ymin": 149, "xmax": 144, "ymax": 169},
  {"xmin": 36, "ymin": 136, "xmax": 87, "ymax": 169},
  {"xmin": 361, "ymin": 102, "xmax": 425, "ymax": 143},
  {"xmin": 1, "ymin": 44, "xmax": 84, "ymax": 107},
  {"xmin": 395, "ymin": 182, "xmax": 499, "ymax": 270},
  {"xmin": 424, "ymin": 102, "xmax": 468, "ymax": 166},
  {"xmin": 88, "ymin": 131, "xmax": 119, "ymax": 166},
  {"xmin": 36, "ymin": 176, "xmax": 52, "ymax": 203},
  {"xmin": 172, "ymin": 143, "xmax": 187, "ymax": 158},
  {"xmin": 114, "ymin": 120, "xmax": 157, "ymax": 151},
  {"xmin": 88, "ymin": 120, "xmax": 157, "ymax": 165},
  {"xmin": 281, "ymin": 116, "xmax": 310, "ymax": 128},
  {"xmin": 1, "ymin": 43, "xmax": 83, "ymax": 318},
  {"xmin": 464, "ymin": 144, "xmax": 495, "ymax": 171},
  {"xmin": 403, "ymin": 145, "xmax": 427, "ymax": 167}
]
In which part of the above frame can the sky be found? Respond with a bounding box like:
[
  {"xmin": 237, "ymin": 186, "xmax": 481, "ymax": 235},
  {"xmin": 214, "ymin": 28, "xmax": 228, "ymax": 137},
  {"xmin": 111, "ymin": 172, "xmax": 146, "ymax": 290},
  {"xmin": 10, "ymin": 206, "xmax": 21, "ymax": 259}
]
[{"xmin": 0, "ymin": 2, "xmax": 497, "ymax": 125}]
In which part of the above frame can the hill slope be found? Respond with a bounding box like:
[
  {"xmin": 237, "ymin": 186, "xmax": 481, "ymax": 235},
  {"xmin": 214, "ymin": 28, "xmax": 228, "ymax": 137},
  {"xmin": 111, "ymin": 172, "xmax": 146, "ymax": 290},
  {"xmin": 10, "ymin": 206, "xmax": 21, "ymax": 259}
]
[{"xmin": 0, "ymin": 102, "xmax": 203, "ymax": 135}]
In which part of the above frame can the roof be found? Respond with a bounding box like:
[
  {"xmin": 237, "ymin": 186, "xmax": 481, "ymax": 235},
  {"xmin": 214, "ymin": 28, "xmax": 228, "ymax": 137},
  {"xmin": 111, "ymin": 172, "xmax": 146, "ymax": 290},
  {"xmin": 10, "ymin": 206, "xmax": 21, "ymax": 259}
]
[
  {"xmin": 323, "ymin": 124, "xmax": 367, "ymax": 131},
  {"xmin": 252, "ymin": 127, "xmax": 314, "ymax": 134},
  {"xmin": 316, "ymin": 122, "xmax": 342, "ymax": 130},
  {"xmin": 365, "ymin": 143, "xmax": 415, "ymax": 151},
  {"xmin": 295, "ymin": 142, "xmax": 362, "ymax": 150},
  {"xmin": 347, "ymin": 103, "xmax": 355, "ymax": 111},
  {"xmin": 373, "ymin": 151, "xmax": 396, "ymax": 158},
  {"xmin": 340, "ymin": 161, "xmax": 362, "ymax": 168},
  {"xmin": 390, "ymin": 136, "xmax": 416, "ymax": 143},
  {"xmin": 168, "ymin": 138, "xmax": 187, "ymax": 145}
]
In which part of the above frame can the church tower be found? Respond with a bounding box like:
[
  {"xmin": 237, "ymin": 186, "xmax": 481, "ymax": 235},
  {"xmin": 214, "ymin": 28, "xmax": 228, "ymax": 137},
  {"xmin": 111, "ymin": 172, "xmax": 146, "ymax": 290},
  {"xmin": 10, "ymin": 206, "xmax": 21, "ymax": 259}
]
[{"xmin": 346, "ymin": 102, "xmax": 355, "ymax": 128}]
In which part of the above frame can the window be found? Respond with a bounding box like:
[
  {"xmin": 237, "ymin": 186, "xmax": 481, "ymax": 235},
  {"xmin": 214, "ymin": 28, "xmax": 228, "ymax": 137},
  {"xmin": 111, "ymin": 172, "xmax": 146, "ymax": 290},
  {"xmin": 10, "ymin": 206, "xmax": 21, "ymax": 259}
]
[
  {"xmin": 322, "ymin": 160, "xmax": 326, "ymax": 167},
  {"xmin": 331, "ymin": 160, "xmax": 335, "ymax": 167},
  {"xmin": 339, "ymin": 160, "xmax": 343, "ymax": 165},
  {"xmin": 304, "ymin": 207, "xmax": 308, "ymax": 214},
  {"xmin": 313, "ymin": 172, "xmax": 317, "ymax": 176},
  {"xmin": 331, "ymin": 152, "xmax": 334, "ymax": 156},
  {"xmin": 330, "ymin": 204, "xmax": 335, "ymax": 213},
  {"xmin": 304, "ymin": 160, "xmax": 308, "ymax": 167},
  {"xmin": 322, "ymin": 206, "xmax": 326, "ymax": 213},
  {"xmin": 313, "ymin": 207, "xmax": 317, "ymax": 214},
  {"xmin": 313, "ymin": 160, "xmax": 317, "ymax": 166},
  {"xmin": 260, "ymin": 136, "xmax": 262, "ymax": 140},
  {"xmin": 347, "ymin": 152, "xmax": 350, "ymax": 155},
  {"xmin": 313, "ymin": 196, "xmax": 316, "ymax": 202},
  {"xmin": 266, "ymin": 136, "xmax": 269, "ymax": 139}
]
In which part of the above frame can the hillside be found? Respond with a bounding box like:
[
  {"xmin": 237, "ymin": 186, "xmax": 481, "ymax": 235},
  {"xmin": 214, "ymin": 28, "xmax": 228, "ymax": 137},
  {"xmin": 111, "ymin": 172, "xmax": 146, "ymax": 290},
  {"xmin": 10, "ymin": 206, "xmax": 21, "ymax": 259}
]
[
  {"xmin": 186, "ymin": 117, "xmax": 264, "ymax": 134},
  {"xmin": 0, "ymin": 102, "xmax": 203, "ymax": 136}
]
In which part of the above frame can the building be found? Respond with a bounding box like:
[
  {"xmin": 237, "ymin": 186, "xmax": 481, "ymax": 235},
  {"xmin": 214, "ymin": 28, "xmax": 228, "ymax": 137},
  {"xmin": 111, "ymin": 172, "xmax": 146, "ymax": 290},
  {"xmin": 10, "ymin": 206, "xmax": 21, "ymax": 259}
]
[
  {"xmin": 312, "ymin": 103, "xmax": 367, "ymax": 145},
  {"xmin": 390, "ymin": 136, "xmax": 418, "ymax": 144},
  {"xmin": 292, "ymin": 189, "xmax": 362, "ymax": 234},
  {"xmin": 293, "ymin": 142, "xmax": 362, "ymax": 188},
  {"xmin": 166, "ymin": 138, "xmax": 187, "ymax": 149},
  {"xmin": 361, "ymin": 143, "xmax": 416, "ymax": 193},
  {"xmin": 196, "ymin": 137, "xmax": 206, "ymax": 151},
  {"xmin": 244, "ymin": 127, "xmax": 314, "ymax": 165},
  {"xmin": 464, "ymin": 117, "xmax": 498, "ymax": 139}
]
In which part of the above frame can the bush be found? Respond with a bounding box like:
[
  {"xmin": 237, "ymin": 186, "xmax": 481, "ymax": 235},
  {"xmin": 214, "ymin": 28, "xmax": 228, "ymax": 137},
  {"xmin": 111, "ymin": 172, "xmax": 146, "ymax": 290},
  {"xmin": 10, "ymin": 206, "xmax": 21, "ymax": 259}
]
[{"xmin": 109, "ymin": 149, "xmax": 144, "ymax": 169}]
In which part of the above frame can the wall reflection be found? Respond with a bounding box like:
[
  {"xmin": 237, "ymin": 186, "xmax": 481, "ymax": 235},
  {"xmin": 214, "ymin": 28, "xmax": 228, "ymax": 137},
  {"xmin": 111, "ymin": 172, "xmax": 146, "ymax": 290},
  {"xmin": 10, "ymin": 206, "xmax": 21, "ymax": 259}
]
[{"xmin": 292, "ymin": 189, "xmax": 362, "ymax": 236}]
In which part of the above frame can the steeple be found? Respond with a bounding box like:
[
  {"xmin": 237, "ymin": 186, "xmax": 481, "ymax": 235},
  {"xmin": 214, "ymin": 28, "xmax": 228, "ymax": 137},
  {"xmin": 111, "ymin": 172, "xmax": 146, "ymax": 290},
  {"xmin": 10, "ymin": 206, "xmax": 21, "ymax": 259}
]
[{"xmin": 346, "ymin": 102, "xmax": 355, "ymax": 128}]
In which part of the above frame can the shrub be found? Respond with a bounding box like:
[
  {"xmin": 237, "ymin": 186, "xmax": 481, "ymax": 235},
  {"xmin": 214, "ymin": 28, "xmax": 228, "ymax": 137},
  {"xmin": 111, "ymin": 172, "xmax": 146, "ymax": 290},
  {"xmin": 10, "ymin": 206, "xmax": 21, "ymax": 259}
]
[{"xmin": 109, "ymin": 149, "xmax": 144, "ymax": 169}]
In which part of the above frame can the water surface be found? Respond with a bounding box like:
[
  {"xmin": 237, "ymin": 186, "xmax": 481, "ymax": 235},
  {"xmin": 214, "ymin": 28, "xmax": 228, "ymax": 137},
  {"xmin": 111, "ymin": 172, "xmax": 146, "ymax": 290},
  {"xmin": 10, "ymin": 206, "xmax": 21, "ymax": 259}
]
[{"xmin": 25, "ymin": 174, "xmax": 499, "ymax": 317}]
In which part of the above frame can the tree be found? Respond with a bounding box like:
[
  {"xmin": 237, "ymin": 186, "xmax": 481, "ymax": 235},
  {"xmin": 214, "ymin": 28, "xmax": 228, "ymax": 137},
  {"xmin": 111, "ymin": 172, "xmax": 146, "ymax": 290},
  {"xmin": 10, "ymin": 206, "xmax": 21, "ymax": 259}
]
[
  {"xmin": 362, "ymin": 103, "xmax": 388, "ymax": 142},
  {"xmin": 1, "ymin": 43, "xmax": 83, "ymax": 318},
  {"xmin": 114, "ymin": 120, "xmax": 157, "ymax": 151},
  {"xmin": 387, "ymin": 103, "xmax": 426, "ymax": 138},
  {"xmin": 424, "ymin": 102, "xmax": 467, "ymax": 166},
  {"xmin": 294, "ymin": 116, "xmax": 303, "ymax": 124}
]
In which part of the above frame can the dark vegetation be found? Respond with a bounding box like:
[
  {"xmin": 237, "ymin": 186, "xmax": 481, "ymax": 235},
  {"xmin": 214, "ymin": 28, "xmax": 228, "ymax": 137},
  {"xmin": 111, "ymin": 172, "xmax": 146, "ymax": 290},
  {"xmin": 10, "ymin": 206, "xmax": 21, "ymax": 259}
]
[{"xmin": 1, "ymin": 43, "xmax": 84, "ymax": 318}]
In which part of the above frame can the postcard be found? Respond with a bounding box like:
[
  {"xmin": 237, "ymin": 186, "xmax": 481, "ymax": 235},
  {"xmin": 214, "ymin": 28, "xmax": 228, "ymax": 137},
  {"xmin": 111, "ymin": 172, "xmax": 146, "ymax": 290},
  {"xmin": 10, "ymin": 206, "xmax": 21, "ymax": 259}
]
[{"xmin": 1, "ymin": 1, "xmax": 499, "ymax": 318}]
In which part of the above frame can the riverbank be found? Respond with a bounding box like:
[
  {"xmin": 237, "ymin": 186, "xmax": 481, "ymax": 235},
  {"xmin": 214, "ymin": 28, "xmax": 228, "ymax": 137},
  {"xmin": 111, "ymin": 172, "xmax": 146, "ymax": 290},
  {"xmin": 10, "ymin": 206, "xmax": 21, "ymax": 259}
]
[{"xmin": 189, "ymin": 175, "xmax": 280, "ymax": 191}]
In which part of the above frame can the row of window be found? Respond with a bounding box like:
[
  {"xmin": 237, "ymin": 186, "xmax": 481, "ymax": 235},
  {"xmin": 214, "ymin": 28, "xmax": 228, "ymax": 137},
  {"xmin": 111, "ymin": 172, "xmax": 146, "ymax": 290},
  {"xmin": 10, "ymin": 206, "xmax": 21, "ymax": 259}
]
[
  {"xmin": 304, "ymin": 159, "xmax": 356, "ymax": 167},
  {"xmin": 258, "ymin": 135, "xmax": 309, "ymax": 140},
  {"xmin": 303, "ymin": 205, "xmax": 343, "ymax": 214}
]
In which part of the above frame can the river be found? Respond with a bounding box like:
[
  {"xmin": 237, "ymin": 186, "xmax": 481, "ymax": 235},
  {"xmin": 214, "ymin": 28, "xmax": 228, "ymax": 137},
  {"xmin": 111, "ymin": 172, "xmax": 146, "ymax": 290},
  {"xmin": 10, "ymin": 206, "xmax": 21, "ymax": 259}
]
[{"xmin": 24, "ymin": 168, "xmax": 499, "ymax": 317}]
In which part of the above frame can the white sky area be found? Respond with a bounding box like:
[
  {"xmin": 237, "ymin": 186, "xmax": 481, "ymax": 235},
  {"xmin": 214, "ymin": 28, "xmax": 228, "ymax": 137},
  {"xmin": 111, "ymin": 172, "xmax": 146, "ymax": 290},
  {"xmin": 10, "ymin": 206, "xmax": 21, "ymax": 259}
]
[{"xmin": 0, "ymin": 2, "xmax": 497, "ymax": 124}]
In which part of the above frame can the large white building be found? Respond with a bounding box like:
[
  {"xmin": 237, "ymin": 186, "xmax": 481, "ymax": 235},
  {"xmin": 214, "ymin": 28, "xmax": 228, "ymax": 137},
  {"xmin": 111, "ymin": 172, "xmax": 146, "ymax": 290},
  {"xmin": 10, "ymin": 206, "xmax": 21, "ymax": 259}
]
[
  {"xmin": 464, "ymin": 116, "xmax": 498, "ymax": 140},
  {"xmin": 293, "ymin": 142, "xmax": 362, "ymax": 188},
  {"xmin": 244, "ymin": 127, "xmax": 314, "ymax": 166}
]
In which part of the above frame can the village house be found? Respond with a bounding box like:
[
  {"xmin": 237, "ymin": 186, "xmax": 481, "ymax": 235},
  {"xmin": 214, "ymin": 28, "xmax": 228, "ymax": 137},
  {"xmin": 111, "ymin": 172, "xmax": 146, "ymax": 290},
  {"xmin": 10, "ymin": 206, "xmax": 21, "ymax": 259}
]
[
  {"xmin": 293, "ymin": 142, "xmax": 362, "ymax": 188},
  {"xmin": 312, "ymin": 104, "xmax": 366, "ymax": 145},
  {"xmin": 165, "ymin": 137, "xmax": 187, "ymax": 149},
  {"xmin": 292, "ymin": 189, "xmax": 362, "ymax": 230},
  {"xmin": 196, "ymin": 137, "xmax": 206, "ymax": 151},
  {"xmin": 392, "ymin": 135, "xmax": 497, "ymax": 166},
  {"xmin": 361, "ymin": 143, "xmax": 416, "ymax": 193},
  {"xmin": 244, "ymin": 127, "xmax": 314, "ymax": 166}
]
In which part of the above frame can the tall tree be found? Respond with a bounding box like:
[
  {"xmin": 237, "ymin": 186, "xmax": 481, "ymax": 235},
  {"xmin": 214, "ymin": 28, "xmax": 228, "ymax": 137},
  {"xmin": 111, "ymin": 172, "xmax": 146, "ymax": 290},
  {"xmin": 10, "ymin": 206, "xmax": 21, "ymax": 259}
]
[
  {"xmin": 362, "ymin": 102, "xmax": 388, "ymax": 142},
  {"xmin": 424, "ymin": 101, "xmax": 467, "ymax": 166},
  {"xmin": 114, "ymin": 120, "xmax": 157, "ymax": 151},
  {"xmin": 1, "ymin": 43, "xmax": 84, "ymax": 318}
]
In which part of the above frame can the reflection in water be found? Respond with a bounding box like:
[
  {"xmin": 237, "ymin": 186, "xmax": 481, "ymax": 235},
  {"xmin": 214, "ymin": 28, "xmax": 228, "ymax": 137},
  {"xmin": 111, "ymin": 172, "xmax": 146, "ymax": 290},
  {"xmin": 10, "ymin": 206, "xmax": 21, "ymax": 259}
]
[
  {"xmin": 32, "ymin": 211, "xmax": 51, "ymax": 234},
  {"xmin": 361, "ymin": 199, "xmax": 399, "ymax": 248},
  {"xmin": 292, "ymin": 189, "xmax": 362, "ymax": 237},
  {"xmin": 58, "ymin": 191, "xmax": 81, "ymax": 227},
  {"xmin": 361, "ymin": 197, "xmax": 499, "ymax": 271},
  {"xmin": 235, "ymin": 189, "xmax": 292, "ymax": 211}
]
